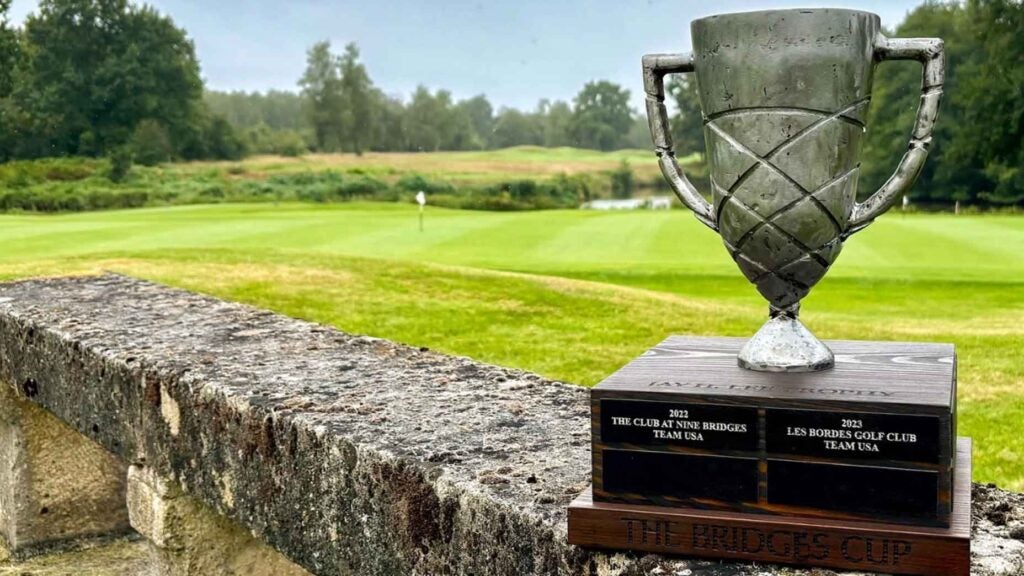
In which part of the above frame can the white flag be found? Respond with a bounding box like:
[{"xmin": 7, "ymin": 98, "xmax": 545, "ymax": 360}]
[{"xmin": 415, "ymin": 191, "xmax": 426, "ymax": 206}]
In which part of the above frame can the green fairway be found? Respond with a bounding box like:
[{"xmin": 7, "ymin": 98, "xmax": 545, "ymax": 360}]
[{"xmin": 0, "ymin": 203, "xmax": 1022, "ymax": 489}]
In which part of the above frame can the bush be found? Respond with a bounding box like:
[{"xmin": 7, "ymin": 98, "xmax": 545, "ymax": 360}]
[
  {"xmin": 340, "ymin": 175, "xmax": 388, "ymax": 198},
  {"xmin": 131, "ymin": 120, "xmax": 173, "ymax": 166},
  {"xmin": 274, "ymin": 131, "xmax": 308, "ymax": 157},
  {"xmin": 610, "ymin": 159, "xmax": 634, "ymax": 199},
  {"xmin": 204, "ymin": 116, "xmax": 248, "ymax": 161},
  {"xmin": 107, "ymin": 147, "xmax": 134, "ymax": 183},
  {"xmin": 0, "ymin": 157, "xmax": 590, "ymax": 214},
  {"xmin": 396, "ymin": 173, "xmax": 456, "ymax": 195}
]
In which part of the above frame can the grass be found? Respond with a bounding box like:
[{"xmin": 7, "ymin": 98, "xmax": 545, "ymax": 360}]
[
  {"xmin": 162, "ymin": 146, "xmax": 670, "ymax": 184},
  {"xmin": 0, "ymin": 147, "xmax": 689, "ymax": 213},
  {"xmin": 0, "ymin": 202, "xmax": 1022, "ymax": 489}
]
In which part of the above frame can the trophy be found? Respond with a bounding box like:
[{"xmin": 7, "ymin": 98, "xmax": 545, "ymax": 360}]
[
  {"xmin": 642, "ymin": 8, "xmax": 943, "ymax": 372},
  {"xmin": 568, "ymin": 10, "xmax": 971, "ymax": 576}
]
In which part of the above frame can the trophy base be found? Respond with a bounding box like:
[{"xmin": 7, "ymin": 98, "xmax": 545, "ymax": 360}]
[
  {"xmin": 568, "ymin": 439, "xmax": 971, "ymax": 576},
  {"xmin": 738, "ymin": 314, "xmax": 834, "ymax": 372}
]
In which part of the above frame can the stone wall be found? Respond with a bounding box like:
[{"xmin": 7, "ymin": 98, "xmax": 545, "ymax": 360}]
[{"xmin": 0, "ymin": 274, "xmax": 1019, "ymax": 575}]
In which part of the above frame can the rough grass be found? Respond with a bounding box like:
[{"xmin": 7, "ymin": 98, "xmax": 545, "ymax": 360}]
[
  {"xmin": 0, "ymin": 203, "xmax": 1021, "ymax": 489},
  {"xmin": 160, "ymin": 146, "xmax": 673, "ymax": 185},
  {"xmin": 0, "ymin": 147, "xmax": 688, "ymax": 213}
]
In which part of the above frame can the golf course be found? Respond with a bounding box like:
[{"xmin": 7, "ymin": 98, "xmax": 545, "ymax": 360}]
[{"xmin": 0, "ymin": 201, "xmax": 1021, "ymax": 489}]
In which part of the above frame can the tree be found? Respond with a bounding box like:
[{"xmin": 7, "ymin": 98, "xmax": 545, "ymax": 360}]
[
  {"xmin": 947, "ymin": 0, "xmax": 1024, "ymax": 204},
  {"xmin": 14, "ymin": 0, "xmax": 206, "ymax": 157},
  {"xmin": 458, "ymin": 95, "xmax": 494, "ymax": 148},
  {"xmin": 338, "ymin": 42, "xmax": 373, "ymax": 155},
  {"xmin": 0, "ymin": 0, "xmax": 20, "ymax": 160},
  {"xmin": 0, "ymin": 0, "xmax": 18, "ymax": 98},
  {"xmin": 667, "ymin": 74, "xmax": 705, "ymax": 157},
  {"xmin": 491, "ymin": 108, "xmax": 542, "ymax": 149},
  {"xmin": 369, "ymin": 89, "xmax": 406, "ymax": 151},
  {"xmin": 404, "ymin": 86, "xmax": 460, "ymax": 152},
  {"xmin": 860, "ymin": 2, "xmax": 968, "ymax": 203},
  {"xmin": 299, "ymin": 40, "xmax": 345, "ymax": 152},
  {"xmin": 569, "ymin": 80, "xmax": 633, "ymax": 151},
  {"xmin": 538, "ymin": 99, "xmax": 572, "ymax": 147},
  {"xmin": 205, "ymin": 90, "xmax": 305, "ymax": 132}
]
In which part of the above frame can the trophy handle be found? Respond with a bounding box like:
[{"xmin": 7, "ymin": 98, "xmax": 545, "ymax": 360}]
[
  {"xmin": 847, "ymin": 36, "xmax": 945, "ymax": 235},
  {"xmin": 642, "ymin": 53, "xmax": 717, "ymax": 231}
]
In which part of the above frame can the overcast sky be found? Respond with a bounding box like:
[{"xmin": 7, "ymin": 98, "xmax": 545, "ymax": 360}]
[{"xmin": 8, "ymin": 1, "xmax": 924, "ymax": 110}]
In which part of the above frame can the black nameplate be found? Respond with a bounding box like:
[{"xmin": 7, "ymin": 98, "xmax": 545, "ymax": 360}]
[
  {"xmin": 767, "ymin": 459, "xmax": 939, "ymax": 521},
  {"xmin": 765, "ymin": 409, "xmax": 941, "ymax": 463},
  {"xmin": 602, "ymin": 449, "xmax": 758, "ymax": 502},
  {"xmin": 601, "ymin": 399, "xmax": 758, "ymax": 451}
]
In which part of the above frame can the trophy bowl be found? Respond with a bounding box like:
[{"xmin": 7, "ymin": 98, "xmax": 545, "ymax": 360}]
[{"xmin": 643, "ymin": 8, "xmax": 944, "ymax": 372}]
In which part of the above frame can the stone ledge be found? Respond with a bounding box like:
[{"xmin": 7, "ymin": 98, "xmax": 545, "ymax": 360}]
[
  {"xmin": 0, "ymin": 536, "xmax": 153, "ymax": 576},
  {"xmin": 0, "ymin": 274, "xmax": 1020, "ymax": 575}
]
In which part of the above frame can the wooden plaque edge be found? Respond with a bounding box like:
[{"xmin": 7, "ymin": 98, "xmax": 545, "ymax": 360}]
[
  {"xmin": 569, "ymin": 437, "xmax": 972, "ymax": 576},
  {"xmin": 594, "ymin": 336, "xmax": 957, "ymax": 411}
]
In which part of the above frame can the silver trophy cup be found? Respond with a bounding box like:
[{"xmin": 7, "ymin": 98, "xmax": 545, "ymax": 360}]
[{"xmin": 643, "ymin": 8, "xmax": 944, "ymax": 372}]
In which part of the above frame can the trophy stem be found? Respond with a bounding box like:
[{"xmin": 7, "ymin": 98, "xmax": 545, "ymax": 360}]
[{"xmin": 737, "ymin": 305, "xmax": 834, "ymax": 372}]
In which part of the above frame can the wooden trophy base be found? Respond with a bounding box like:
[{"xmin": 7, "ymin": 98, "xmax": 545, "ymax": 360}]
[{"xmin": 568, "ymin": 437, "xmax": 972, "ymax": 576}]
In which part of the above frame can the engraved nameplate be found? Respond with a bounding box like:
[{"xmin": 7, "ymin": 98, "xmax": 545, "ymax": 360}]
[
  {"xmin": 765, "ymin": 409, "xmax": 942, "ymax": 463},
  {"xmin": 600, "ymin": 399, "xmax": 758, "ymax": 451}
]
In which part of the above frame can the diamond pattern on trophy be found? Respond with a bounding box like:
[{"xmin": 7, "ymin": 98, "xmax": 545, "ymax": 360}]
[
  {"xmin": 703, "ymin": 99, "xmax": 875, "ymax": 301},
  {"xmin": 709, "ymin": 110, "xmax": 821, "ymax": 157},
  {"xmin": 706, "ymin": 129, "xmax": 759, "ymax": 192},
  {"xmin": 814, "ymin": 238, "xmax": 843, "ymax": 265},
  {"xmin": 753, "ymin": 272, "xmax": 809, "ymax": 306},
  {"xmin": 811, "ymin": 168, "xmax": 860, "ymax": 229},
  {"xmin": 710, "ymin": 177, "xmax": 732, "ymax": 209},
  {"xmin": 739, "ymin": 224, "xmax": 806, "ymax": 272},
  {"xmin": 772, "ymin": 122, "xmax": 862, "ymax": 189},
  {"xmin": 717, "ymin": 197, "xmax": 765, "ymax": 243},
  {"xmin": 734, "ymin": 252, "xmax": 769, "ymax": 282},
  {"xmin": 728, "ymin": 167, "xmax": 804, "ymax": 218},
  {"xmin": 776, "ymin": 254, "xmax": 829, "ymax": 287},
  {"xmin": 770, "ymin": 198, "xmax": 839, "ymax": 250}
]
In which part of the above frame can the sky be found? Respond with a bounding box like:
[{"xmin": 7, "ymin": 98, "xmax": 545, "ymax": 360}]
[{"xmin": 8, "ymin": 1, "xmax": 924, "ymax": 110}]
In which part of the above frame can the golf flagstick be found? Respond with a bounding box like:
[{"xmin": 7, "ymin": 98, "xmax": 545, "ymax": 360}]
[{"xmin": 415, "ymin": 191, "xmax": 426, "ymax": 231}]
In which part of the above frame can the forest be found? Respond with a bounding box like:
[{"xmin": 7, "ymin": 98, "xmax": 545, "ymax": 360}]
[{"xmin": 0, "ymin": 0, "xmax": 1022, "ymax": 206}]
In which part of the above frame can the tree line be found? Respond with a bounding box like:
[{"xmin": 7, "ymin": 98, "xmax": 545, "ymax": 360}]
[
  {"xmin": 0, "ymin": 0, "xmax": 653, "ymax": 164},
  {"xmin": 206, "ymin": 40, "xmax": 652, "ymax": 156},
  {"xmin": 858, "ymin": 0, "xmax": 1023, "ymax": 206},
  {"xmin": 0, "ymin": 0, "xmax": 246, "ymax": 164},
  {"xmin": 1, "ymin": 0, "xmax": 1022, "ymax": 207},
  {"xmin": 658, "ymin": 0, "xmax": 1024, "ymax": 208}
]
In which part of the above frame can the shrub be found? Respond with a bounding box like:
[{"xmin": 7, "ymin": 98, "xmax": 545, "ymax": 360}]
[
  {"xmin": 610, "ymin": 159, "xmax": 634, "ymax": 199},
  {"xmin": 131, "ymin": 120, "xmax": 174, "ymax": 166},
  {"xmin": 274, "ymin": 131, "xmax": 308, "ymax": 157},
  {"xmin": 107, "ymin": 147, "xmax": 134, "ymax": 183},
  {"xmin": 396, "ymin": 173, "xmax": 456, "ymax": 195},
  {"xmin": 204, "ymin": 116, "xmax": 248, "ymax": 161},
  {"xmin": 340, "ymin": 175, "xmax": 388, "ymax": 198}
]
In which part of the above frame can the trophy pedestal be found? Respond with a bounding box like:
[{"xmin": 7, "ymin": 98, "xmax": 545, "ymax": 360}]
[
  {"xmin": 568, "ymin": 439, "xmax": 970, "ymax": 575},
  {"xmin": 568, "ymin": 336, "xmax": 969, "ymax": 576}
]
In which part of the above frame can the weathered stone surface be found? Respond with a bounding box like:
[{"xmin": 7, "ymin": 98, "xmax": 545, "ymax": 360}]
[
  {"xmin": 127, "ymin": 464, "xmax": 311, "ymax": 576},
  {"xmin": 0, "ymin": 382, "xmax": 129, "ymax": 555},
  {"xmin": 0, "ymin": 536, "xmax": 154, "ymax": 576},
  {"xmin": 0, "ymin": 274, "xmax": 1019, "ymax": 575}
]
